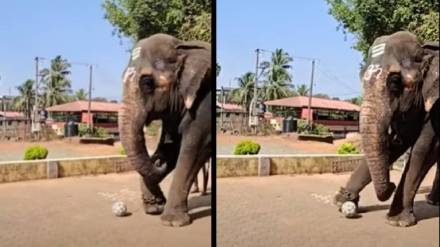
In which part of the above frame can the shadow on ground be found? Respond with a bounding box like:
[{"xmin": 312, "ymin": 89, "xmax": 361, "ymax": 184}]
[
  {"xmin": 358, "ymin": 197, "xmax": 439, "ymax": 223},
  {"xmin": 188, "ymin": 192, "xmax": 211, "ymax": 221}
]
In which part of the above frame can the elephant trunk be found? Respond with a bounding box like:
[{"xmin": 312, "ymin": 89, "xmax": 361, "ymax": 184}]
[
  {"xmin": 360, "ymin": 92, "xmax": 395, "ymax": 201},
  {"xmin": 119, "ymin": 84, "xmax": 157, "ymax": 180}
]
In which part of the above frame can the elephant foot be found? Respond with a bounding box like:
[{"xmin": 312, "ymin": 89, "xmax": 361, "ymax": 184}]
[
  {"xmin": 160, "ymin": 210, "xmax": 191, "ymax": 227},
  {"xmin": 333, "ymin": 187, "xmax": 359, "ymax": 209},
  {"xmin": 142, "ymin": 196, "xmax": 166, "ymax": 215},
  {"xmin": 386, "ymin": 210, "xmax": 417, "ymax": 227}
]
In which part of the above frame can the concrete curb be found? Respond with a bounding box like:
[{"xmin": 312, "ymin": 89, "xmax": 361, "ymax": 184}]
[
  {"xmin": 217, "ymin": 154, "xmax": 366, "ymax": 178},
  {"xmin": 0, "ymin": 155, "xmax": 132, "ymax": 184}
]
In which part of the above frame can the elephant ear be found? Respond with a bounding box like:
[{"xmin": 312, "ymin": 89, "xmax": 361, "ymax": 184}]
[
  {"xmin": 176, "ymin": 41, "xmax": 211, "ymax": 109},
  {"xmin": 421, "ymin": 52, "xmax": 439, "ymax": 112}
]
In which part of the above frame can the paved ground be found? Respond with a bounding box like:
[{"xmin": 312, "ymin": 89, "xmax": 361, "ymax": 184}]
[
  {"xmin": 0, "ymin": 172, "xmax": 211, "ymax": 247},
  {"xmin": 218, "ymin": 167, "xmax": 439, "ymax": 247}
]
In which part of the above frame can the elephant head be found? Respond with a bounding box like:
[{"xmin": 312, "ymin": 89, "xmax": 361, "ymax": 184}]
[
  {"xmin": 119, "ymin": 33, "xmax": 211, "ymax": 181},
  {"xmin": 360, "ymin": 31, "xmax": 438, "ymax": 201}
]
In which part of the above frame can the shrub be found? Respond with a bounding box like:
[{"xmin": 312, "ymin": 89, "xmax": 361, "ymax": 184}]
[
  {"xmin": 145, "ymin": 120, "xmax": 162, "ymax": 136},
  {"xmin": 118, "ymin": 144, "xmax": 126, "ymax": 155},
  {"xmin": 78, "ymin": 124, "xmax": 108, "ymax": 138},
  {"xmin": 233, "ymin": 140, "xmax": 261, "ymax": 155},
  {"xmin": 78, "ymin": 124, "xmax": 89, "ymax": 137},
  {"xmin": 337, "ymin": 142, "xmax": 360, "ymax": 154},
  {"xmin": 297, "ymin": 119, "xmax": 330, "ymax": 135},
  {"xmin": 24, "ymin": 145, "xmax": 49, "ymax": 160}
]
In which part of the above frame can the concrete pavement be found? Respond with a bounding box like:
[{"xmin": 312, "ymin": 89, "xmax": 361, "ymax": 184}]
[
  {"xmin": 217, "ymin": 168, "xmax": 439, "ymax": 247},
  {"xmin": 0, "ymin": 172, "xmax": 211, "ymax": 247}
]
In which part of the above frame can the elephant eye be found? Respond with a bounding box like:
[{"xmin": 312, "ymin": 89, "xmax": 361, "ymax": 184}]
[{"xmin": 139, "ymin": 75, "xmax": 155, "ymax": 94}]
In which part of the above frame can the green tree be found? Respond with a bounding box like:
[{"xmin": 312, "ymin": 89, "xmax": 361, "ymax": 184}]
[
  {"xmin": 296, "ymin": 84, "xmax": 309, "ymax": 96},
  {"xmin": 230, "ymin": 72, "xmax": 255, "ymax": 111},
  {"xmin": 347, "ymin": 96, "xmax": 363, "ymax": 106},
  {"xmin": 313, "ymin": 93, "xmax": 330, "ymax": 99},
  {"xmin": 41, "ymin": 56, "xmax": 72, "ymax": 107},
  {"xmin": 326, "ymin": 0, "xmax": 439, "ymax": 59},
  {"xmin": 260, "ymin": 49, "xmax": 294, "ymax": 101},
  {"xmin": 93, "ymin": 97, "xmax": 109, "ymax": 102},
  {"xmin": 13, "ymin": 79, "xmax": 35, "ymax": 118},
  {"xmin": 216, "ymin": 63, "xmax": 221, "ymax": 77},
  {"xmin": 74, "ymin": 89, "xmax": 88, "ymax": 100},
  {"xmin": 102, "ymin": 0, "xmax": 211, "ymax": 42}
]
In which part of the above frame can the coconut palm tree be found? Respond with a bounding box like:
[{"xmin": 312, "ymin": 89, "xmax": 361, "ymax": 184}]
[
  {"xmin": 260, "ymin": 48, "xmax": 294, "ymax": 100},
  {"xmin": 42, "ymin": 56, "xmax": 72, "ymax": 107},
  {"xmin": 75, "ymin": 89, "xmax": 88, "ymax": 100},
  {"xmin": 13, "ymin": 79, "xmax": 35, "ymax": 118},
  {"xmin": 296, "ymin": 84, "xmax": 309, "ymax": 96},
  {"xmin": 230, "ymin": 72, "xmax": 255, "ymax": 111}
]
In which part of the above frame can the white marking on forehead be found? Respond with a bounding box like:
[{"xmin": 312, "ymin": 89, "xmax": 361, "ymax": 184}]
[
  {"xmin": 131, "ymin": 47, "xmax": 141, "ymax": 61},
  {"xmin": 371, "ymin": 43, "xmax": 386, "ymax": 58},
  {"xmin": 123, "ymin": 67, "xmax": 136, "ymax": 83}
]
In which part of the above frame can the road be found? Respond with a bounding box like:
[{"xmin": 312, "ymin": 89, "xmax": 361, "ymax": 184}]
[
  {"xmin": 0, "ymin": 172, "xmax": 211, "ymax": 247},
  {"xmin": 217, "ymin": 168, "xmax": 439, "ymax": 247}
]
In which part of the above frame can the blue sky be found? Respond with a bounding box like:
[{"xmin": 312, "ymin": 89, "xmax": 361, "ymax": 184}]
[
  {"xmin": 0, "ymin": 0, "xmax": 131, "ymax": 101},
  {"xmin": 217, "ymin": 0, "xmax": 364, "ymax": 99},
  {"xmin": 0, "ymin": 1, "xmax": 364, "ymax": 101}
]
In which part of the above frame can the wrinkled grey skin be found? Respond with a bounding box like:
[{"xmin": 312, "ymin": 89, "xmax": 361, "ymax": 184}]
[
  {"xmin": 335, "ymin": 31, "xmax": 439, "ymax": 227},
  {"xmin": 119, "ymin": 34, "xmax": 211, "ymax": 227}
]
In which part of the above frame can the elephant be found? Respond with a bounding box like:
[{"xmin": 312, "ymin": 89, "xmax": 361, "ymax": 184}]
[
  {"xmin": 191, "ymin": 161, "xmax": 210, "ymax": 195},
  {"xmin": 119, "ymin": 33, "xmax": 211, "ymax": 227},
  {"xmin": 334, "ymin": 31, "xmax": 439, "ymax": 227}
]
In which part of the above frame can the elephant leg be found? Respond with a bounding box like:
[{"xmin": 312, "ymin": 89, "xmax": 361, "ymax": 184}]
[
  {"xmin": 160, "ymin": 132, "xmax": 211, "ymax": 227},
  {"xmin": 334, "ymin": 143, "xmax": 408, "ymax": 207},
  {"xmin": 191, "ymin": 173, "xmax": 200, "ymax": 193},
  {"xmin": 426, "ymin": 163, "xmax": 440, "ymax": 205},
  {"xmin": 141, "ymin": 124, "xmax": 181, "ymax": 215},
  {"xmin": 202, "ymin": 161, "xmax": 210, "ymax": 195},
  {"xmin": 387, "ymin": 125, "xmax": 438, "ymax": 227}
]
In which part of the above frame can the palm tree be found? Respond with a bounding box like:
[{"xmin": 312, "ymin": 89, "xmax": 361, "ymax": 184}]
[
  {"xmin": 13, "ymin": 79, "xmax": 35, "ymax": 118},
  {"xmin": 296, "ymin": 84, "xmax": 309, "ymax": 96},
  {"xmin": 230, "ymin": 72, "xmax": 255, "ymax": 111},
  {"xmin": 42, "ymin": 56, "xmax": 72, "ymax": 107},
  {"xmin": 260, "ymin": 48, "xmax": 294, "ymax": 100},
  {"xmin": 75, "ymin": 89, "xmax": 88, "ymax": 100}
]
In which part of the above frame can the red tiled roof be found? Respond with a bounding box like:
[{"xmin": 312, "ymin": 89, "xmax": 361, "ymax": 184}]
[
  {"xmin": 46, "ymin": 100, "xmax": 122, "ymax": 112},
  {"xmin": 216, "ymin": 102, "xmax": 245, "ymax": 112},
  {"xmin": 264, "ymin": 96, "xmax": 360, "ymax": 112},
  {"xmin": 0, "ymin": 111, "xmax": 25, "ymax": 118}
]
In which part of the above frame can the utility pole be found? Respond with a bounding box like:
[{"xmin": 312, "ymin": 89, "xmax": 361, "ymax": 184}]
[
  {"xmin": 252, "ymin": 49, "xmax": 260, "ymax": 116},
  {"xmin": 307, "ymin": 60, "xmax": 315, "ymax": 126},
  {"xmin": 249, "ymin": 49, "xmax": 260, "ymax": 133},
  {"xmin": 2, "ymin": 95, "xmax": 5, "ymax": 137},
  {"xmin": 33, "ymin": 57, "xmax": 42, "ymax": 140},
  {"xmin": 220, "ymin": 86, "xmax": 224, "ymax": 128},
  {"xmin": 87, "ymin": 64, "xmax": 93, "ymax": 129}
]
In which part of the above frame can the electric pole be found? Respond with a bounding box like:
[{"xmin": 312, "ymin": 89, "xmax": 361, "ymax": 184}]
[
  {"xmin": 87, "ymin": 64, "xmax": 93, "ymax": 129},
  {"xmin": 307, "ymin": 60, "xmax": 315, "ymax": 126},
  {"xmin": 253, "ymin": 49, "xmax": 260, "ymax": 116}
]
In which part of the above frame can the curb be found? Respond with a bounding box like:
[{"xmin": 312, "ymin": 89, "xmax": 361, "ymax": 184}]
[{"xmin": 0, "ymin": 155, "xmax": 132, "ymax": 184}]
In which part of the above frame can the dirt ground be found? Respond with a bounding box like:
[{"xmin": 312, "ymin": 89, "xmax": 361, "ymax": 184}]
[
  {"xmin": 216, "ymin": 133, "xmax": 360, "ymax": 155},
  {"xmin": 0, "ymin": 171, "xmax": 211, "ymax": 247},
  {"xmin": 218, "ymin": 167, "xmax": 439, "ymax": 247},
  {"xmin": 0, "ymin": 136, "xmax": 159, "ymax": 162}
]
